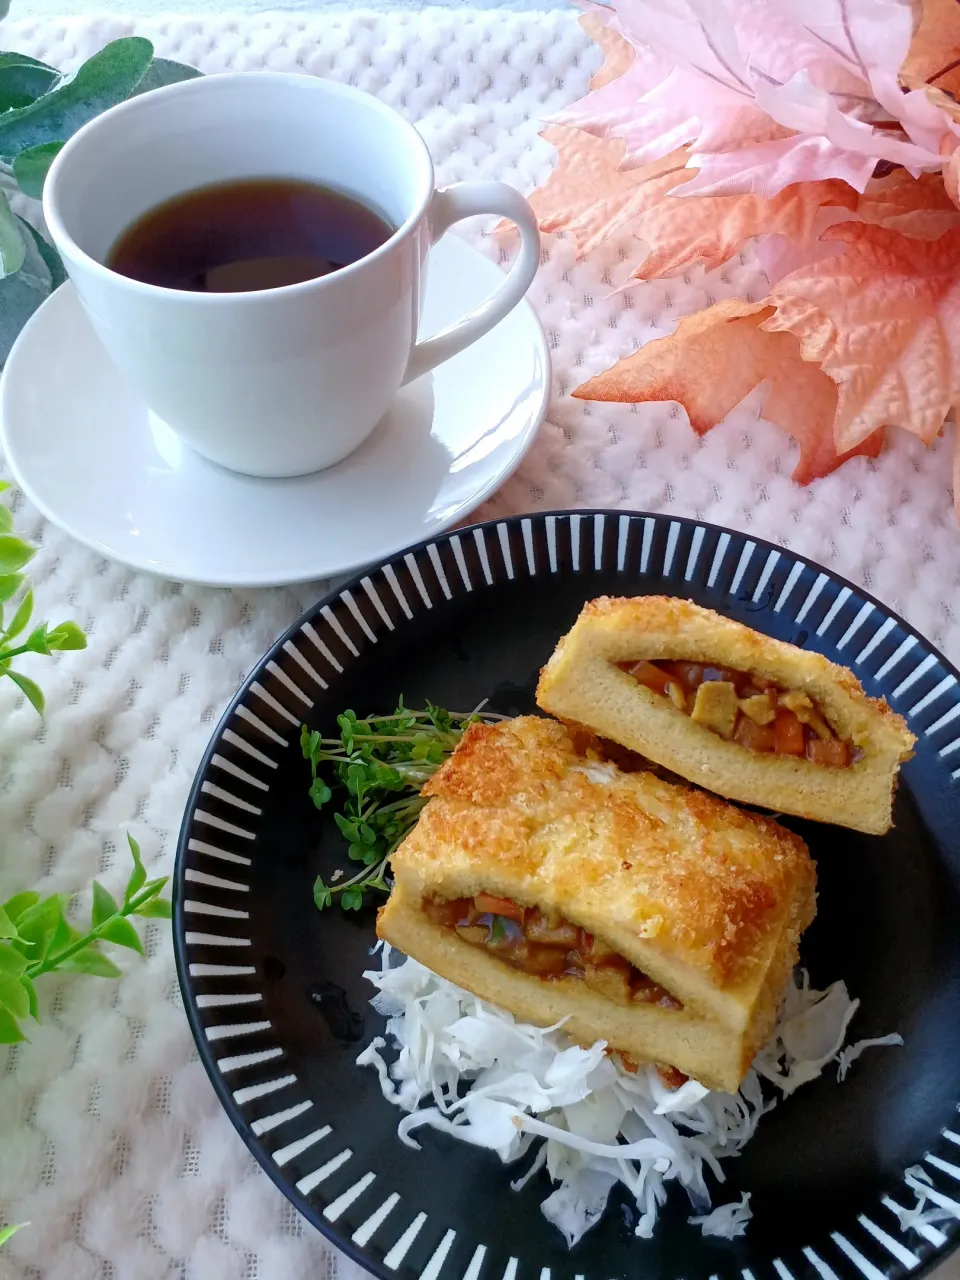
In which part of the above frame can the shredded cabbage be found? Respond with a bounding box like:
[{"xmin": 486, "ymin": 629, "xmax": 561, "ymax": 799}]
[
  {"xmin": 894, "ymin": 1165, "xmax": 960, "ymax": 1231},
  {"xmin": 689, "ymin": 1192, "xmax": 752, "ymax": 1237},
  {"xmin": 359, "ymin": 946, "xmax": 899, "ymax": 1247},
  {"xmin": 836, "ymin": 1034, "xmax": 903, "ymax": 1081}
]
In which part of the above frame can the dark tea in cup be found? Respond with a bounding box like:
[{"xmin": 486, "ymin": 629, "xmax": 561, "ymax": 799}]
[{"xmin": 107, "ymin": 177, "xmax": 394, "ymax": 292}]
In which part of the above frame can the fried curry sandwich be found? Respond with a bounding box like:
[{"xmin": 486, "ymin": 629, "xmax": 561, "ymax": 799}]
[
  {"xmin": 376, "ymin": 715, "xmax": 816, "ymax": 1092},
  {"xmin": 536, "ymin": 597, "xmax": 915, "ymax": 836}
]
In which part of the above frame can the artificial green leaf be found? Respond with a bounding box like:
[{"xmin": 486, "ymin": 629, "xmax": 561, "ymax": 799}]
[
  {"xmin": 1, "ymin": 890, "xmax": 37, "ymax": 921},
  {"xmin": 13, "ymin": 141, "xmax": 63, "ymax": 199},
  {"xmin": 130, "ymin": 56, "xmax": 201, "ymax": 97},
  {"xmin": 21, "ymin": 974, "xmax": 37, "ymax": 1020},
  {"xmin": 124, "ymin": 834, "xmax": 146, "ymax": 900},
  {"xmin": 56, "ymin": 946, "xmax": 121, "ymax": 978},
  {"xmin": 0, "ymin": 53, "xmax": 54, "ymax": 72},
  {"xmin": 43, "ymin": 911, "xmax": 80, "ymax": 960},
  {"xmin": 19, "ymin": 218, "xmax": 67, "ymax": 291},
  {"xmin": 4, "ymin": 586, "xmax": 33, "ymax": 640},
  {"xmin": 0, "ymin": 51, "xmax": 57, "ymax": 75},
  {"xmin": 2, "ymin": 891, "xmax": 38, "ymax": 924},
  {"xmin": 0, "ymin": 38, "xmax": 155, "ymax": 156},
  {"xmin": 0, "ymin": 1006, "xmax": 24, "ymax": 1042},
  {"xmin": 0, "ymin": 573, "xmax": 23, "ymax": 604},
  {"xmin": 134, "ymin": 898, "xmax": 171, "ymax": 919},
  {"xmin": 99, "ymin": 916, "xmax": 144, "ymax": 953},
  {"xmin": 0, "ymin": 52, "xmax": 59, "ymax": 112},
  {"xmin": 90, "ymin": 880, "xmax": 119, "ymax": 927},
  {"xmin": 0, "ymin": 972, "xmax": 29, "ymax": 1020},
  {"xmin": 0, "ymin": 236, "xmax": 55, "ymax": 362},
  {"xmin": 23, "ymin": 622, "xmax": 50, "ymax": 655},
  {"xmin": 0, "ymin": 904, "xmax": 15, "ymax": 939},
  {"xmin": 137, "ymin": 876, "xmax": 168, "ymax": 899},
  {"xmin": 0, "ymin": 1222, "xmax": 28, "ymax": 1246},
  {"xmin": 0, "ymin": 535, "xmax": 33, "ymax": 575},
  {"xmin": 14, "ymin": 894, "xmax": 62, "ymax": 955},
  {"xmin": 6, "ymin": 670, "xmax": 43, "ymax": 713},
  {"xmin": 0, "ymin": 192, "xmax": 26, "ymax": 278},
  {"xmin": 46, "ymin": 620, "xmax": 86, "ymax": 651},
  {"xmin": 0, "ymin": 946, "xmax": 26, "ymax": 977}
]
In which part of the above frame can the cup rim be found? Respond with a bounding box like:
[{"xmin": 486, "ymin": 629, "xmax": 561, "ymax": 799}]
[{"xmin": 42, "ymin": 70, "xmax": 436, "ymax": 302}]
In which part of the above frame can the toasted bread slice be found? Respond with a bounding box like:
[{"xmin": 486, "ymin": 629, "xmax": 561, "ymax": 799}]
[
  {"xmin": 378, "ymin": 716, "xmax": 816, "ymax": 1092},
  {"xmin": 536, "ymin": 596, "xmax": 915, "ymax": 835}
]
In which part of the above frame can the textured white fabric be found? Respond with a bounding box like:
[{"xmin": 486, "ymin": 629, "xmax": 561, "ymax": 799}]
[
  {"xmin": 0, "ymin": 9, "xmax": 957, "ymax": 1279},
  {"xmin": 13, "ymin": 0, "xmax": 565, "ymax": 17}
]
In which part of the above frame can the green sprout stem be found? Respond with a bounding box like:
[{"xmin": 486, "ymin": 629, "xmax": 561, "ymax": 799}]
[{"xmin": 304, "ymin": 702, "xmax": 503, "ymax": 913}]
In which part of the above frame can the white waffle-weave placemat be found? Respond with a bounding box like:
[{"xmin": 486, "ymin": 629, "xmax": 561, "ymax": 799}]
[{"xmin": 0, "ymin": 9, "xmax": 957, "ymax": 1278}]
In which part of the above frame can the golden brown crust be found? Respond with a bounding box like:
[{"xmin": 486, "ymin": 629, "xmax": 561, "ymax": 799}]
[
  {"xmin": 536, "ymin": 596, "xmax": 915, "ymax": 835},
  {"xmin": 390, "ymin": 717, "xmax": 815, "ymax": 1033}
]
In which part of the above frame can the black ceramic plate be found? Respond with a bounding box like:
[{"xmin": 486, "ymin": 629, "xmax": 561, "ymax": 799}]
[{"xmin": 174, "ymin": 510, "xmax": 960, "ymax": 1280}]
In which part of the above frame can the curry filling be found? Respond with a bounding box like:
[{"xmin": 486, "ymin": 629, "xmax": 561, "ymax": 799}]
[
  {"xmin": 617, "ymin": 659, "xmax": 857, "ymax": 767},
  {"xmin": 423, "ymin": 892, "xmax": 682, "ymax": 1010}
]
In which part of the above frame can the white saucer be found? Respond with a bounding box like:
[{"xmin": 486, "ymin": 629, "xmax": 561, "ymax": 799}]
[{"xmin": 0, "ymin": 235, "xmax": 549, "ymax": 587}]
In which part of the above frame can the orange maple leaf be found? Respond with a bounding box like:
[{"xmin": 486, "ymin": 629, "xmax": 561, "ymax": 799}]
[
  {"xmin": 579, "ymin": 11, "xmax": 634, "ymax": 90},
  {"xmin": 943, "ymin": 146, "xmax": 960, "ymax": 212},
  {"xmin": 900, "ymin": 0, "xmax": 960, "ymax": 97},
  {"xmin": 528, "ymin": 126, "xmax": 693, "ymax": 257},
  {"xmin": 857, "ymin": 170, "xmax": 960, "ymax": 239},
  {"xmin": 765, "ymin": 222, "xmax": 960, "ymax": 452},
  {"xmin": 572, "ymin": 299, "xmax": 883, "ymax": 483},
  {"xmin": 630, "ymin": 180, "xmax": 858, "ymax": 281}
]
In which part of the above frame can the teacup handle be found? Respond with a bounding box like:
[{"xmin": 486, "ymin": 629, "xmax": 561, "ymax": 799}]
[{"xmin": 402, "ymin": 181, "xmax": 541, "ymax": 386}]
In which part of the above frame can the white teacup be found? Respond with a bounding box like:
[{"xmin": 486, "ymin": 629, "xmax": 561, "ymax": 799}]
[{"xmin": 43, "ymin": 71, "xmax": 541, "ymax": 479}]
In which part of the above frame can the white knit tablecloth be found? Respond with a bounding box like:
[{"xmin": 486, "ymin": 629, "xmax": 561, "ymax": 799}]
[{"xmin": 0, "ymin": 9, "xmax": 958, "ymax": 1279}]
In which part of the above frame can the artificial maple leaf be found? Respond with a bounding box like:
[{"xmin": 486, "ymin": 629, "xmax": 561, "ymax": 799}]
[
  {"xmin": 562, "ymin": 61, "xmax": 789, "ymax": 174},
  {"xmin": 766, "ymin": 221, "xmax": 960, "ymax": 451},
  {"xmin": 749, "ymin": 63, "xmax": 939, "ymax": 171},
  {"xmin": 753, "ymin": 205, "xmax": 856, "ymax": 285},
  {"xmin": 857, "ymin": 169, "xmax": 960, "ymax": 238},
  {"xmin": 900, "ymin": 0, "xmax": 960, "ymax": 97},
  {"xmin": 681, "ymin": 134, "xmax": 878, "ymax": 200},
  {"xmin": 559, "ymin": 2, "xmax": 767, "ymax": 170},
  {"xmin": 631, "ymin": 179, "xmax": 858, "ymax": 280},
  {"xmin": 943, "ymin": 146, "xmax": 960, "ymax": 211},
  {"xmin": 527, "ymin": 126, "xmax": 693, "ymax": 257},
  {"xmin": 579, "ymin": 9, "xmax": 634, "ymax": 90},
  {"xmin": 572, "ymin": 299, "xmax": 883, "ymax": 482},
  {"xmin": 555, "ymin": 0, "xmax": 948, "ymax": 199}
]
